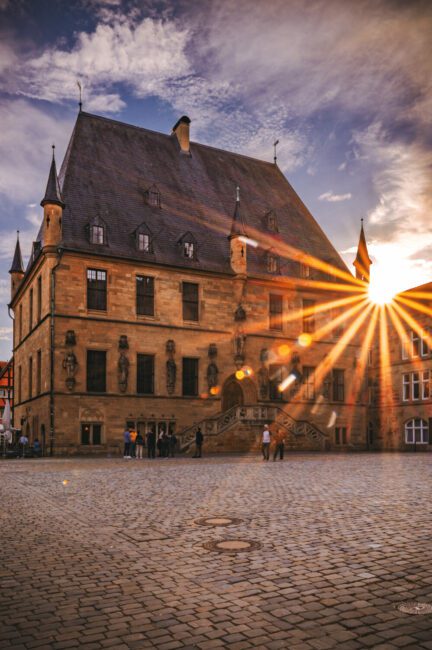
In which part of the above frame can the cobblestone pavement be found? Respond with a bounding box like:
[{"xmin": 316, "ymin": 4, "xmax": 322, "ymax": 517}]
[{"xmin": 1, "ymin": 453, "xmax": 432, "ymax": 650}]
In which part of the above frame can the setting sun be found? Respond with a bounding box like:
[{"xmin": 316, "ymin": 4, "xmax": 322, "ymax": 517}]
[{"xmin": 368, "ymin": 281, "xmax": 395, "ymax": 305}]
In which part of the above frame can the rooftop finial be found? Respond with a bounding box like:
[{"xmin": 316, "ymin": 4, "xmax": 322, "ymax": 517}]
[
  {"xmin": 273, "ymin": 139, "xmax": 279, "ymax": 165},
  {"xmin": 361, "ymin": 217, "xmax": 364, "ymax": 225},
  {"xmin": 236, "ymin": 186, "xmax": 240, "ymax": 203},
  {"xmin": 77, "ymin": 80, "xmax": 82, "ymax": 112},
  {"xmin": 52, "ymin": 144, "xmax": 55, "ymax": 160}
]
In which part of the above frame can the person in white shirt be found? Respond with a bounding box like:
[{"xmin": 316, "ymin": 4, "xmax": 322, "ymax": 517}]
[
  {"xmin": 18, "ymin": 434, "xmax": 29, "ymax": 458},
  {"xmin": 262, "ymin": 424, "xmax": 271, "ymax": 461}
]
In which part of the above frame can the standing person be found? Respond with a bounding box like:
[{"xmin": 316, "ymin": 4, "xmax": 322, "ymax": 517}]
[
  {"xmin": 129, "ymin": 427, "xmax": 137, "ymax": 458},
  {"xmin": 18, "ymin": 432, "xmax": 29, "ymax": 458},
  {"xmin": 262, "ymin": 424, "xmax": 271, "ymax": 461},
  {"xmin": 167, "ymin": 432, "xmax": 177, "ymax": 457},
  {"xmin": 192, "ymin": 427, "xmax": 204, "ymax": 458},
  {"xmin": 123, "ymin": 428, "xmax": 131, "ymax": 459},
  {"xmin": 33, "ymin": 438, "xmax": 42, "ymax": 457},
  {"xmin": 135, "ymin": 430, "xmax": 144, "ymax": 459},
  {"xmin": 147, "ymin": 427, "xmax": 156, "ymax": 459},
  {"xmin": 273, "ymin": 427, "xmax": 286, "ymax": 461}
]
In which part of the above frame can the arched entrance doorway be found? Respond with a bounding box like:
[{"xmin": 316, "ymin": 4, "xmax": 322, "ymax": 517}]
[{"xmin": 221, "ymin": 375, "xmax": 258, "ymax": 412}]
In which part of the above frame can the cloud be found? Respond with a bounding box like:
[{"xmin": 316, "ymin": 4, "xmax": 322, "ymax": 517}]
[
  {"xmin": 319, "ymin": 191, "xmax": 352, "ymax": 202},
  {"xmin": 4, "ymin": 16, "xmax": 191, "ymax": 113},
  {"xmin": 0, "ymin": 326, "xmax": 12, "ymax": 342}
]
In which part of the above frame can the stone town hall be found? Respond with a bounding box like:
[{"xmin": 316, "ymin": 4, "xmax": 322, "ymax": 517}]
[{"xmin": 8, "ymin": 111, "xmax": 431, "ymax": 454}]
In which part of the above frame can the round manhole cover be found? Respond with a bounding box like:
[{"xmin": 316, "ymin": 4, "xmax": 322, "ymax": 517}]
[
  {"xmin": 202, "ymin": 539, "xmax": 261, "ymax": 553},
  {"xmin": 195, "ymin": 516, "xmax": 243, "ymax": 527},
  {"xmin": 397, "ymin": 601, "xmax": 432, "ymax": 615}
]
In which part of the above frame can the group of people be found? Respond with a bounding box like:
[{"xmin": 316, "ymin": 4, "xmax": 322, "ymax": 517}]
[
  {"xmin": 123, "ymin": 427, "xmax": 178, "ymax": 459},
  {"xmin": 261, "ymin": 424, "xmax": 287, "ymax": 461}
]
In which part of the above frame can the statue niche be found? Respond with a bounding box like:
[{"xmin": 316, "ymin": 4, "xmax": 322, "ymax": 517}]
[
  {"xmin": 63, "ymin": 350, "xmax": 78, "ymax": 391},
  {"xmin": 118, "ymin": 352, "xmax": 129, "ymax": 393}
]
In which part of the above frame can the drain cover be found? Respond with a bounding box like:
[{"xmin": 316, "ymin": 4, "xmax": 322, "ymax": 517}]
[
  {"xmin": 202, "ymin": 539, "xmax": 261, "ymax": 553},
  {"xmin": 397, "ymin": 601, "xmax": 432, "ymax": 615},
  {"xmin": 195, "ymin": 516, "xmax": 243, "ymax": 527}
]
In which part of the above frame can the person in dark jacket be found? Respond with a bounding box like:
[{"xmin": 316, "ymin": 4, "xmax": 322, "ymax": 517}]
[
  {"xmin": 135, "ymin": 431, "xmax": 145, "ymax": 459},
  {"xmin": 146, "ymin": 428, "xmax": 156, "ymax": 459},
  {"xmin": 167, "ymin": 432, "xmax": 177, "ymax": 457},
  {"xmin": 192, "ymin": 427, "xmax": 203, "ymax": 458}
]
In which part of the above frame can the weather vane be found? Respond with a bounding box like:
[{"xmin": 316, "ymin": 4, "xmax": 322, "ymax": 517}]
[{"xmin": 273, "ymin": 139, "xmax": 280, "ymax": 165}]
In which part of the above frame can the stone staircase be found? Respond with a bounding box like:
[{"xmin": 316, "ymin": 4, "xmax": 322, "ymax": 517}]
[{"xmin": 178, "ymin": 404, "xmax": 328, "ymax": 453}]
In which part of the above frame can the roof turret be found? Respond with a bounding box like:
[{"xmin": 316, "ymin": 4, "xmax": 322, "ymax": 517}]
[
  {"xmin": 353, "ymin": 219, "xmax": 372, "ymax": 282},
  {"xmin": 40, "ymin": 145, "xmax": 65, "ymax": 208},
  {"xmin": 229, "ymin": 186, "xmax": 246, "ymax": 238},
  {"xmin": 9, "ymin": 231, "xmax": 24, "ymax": 274}
]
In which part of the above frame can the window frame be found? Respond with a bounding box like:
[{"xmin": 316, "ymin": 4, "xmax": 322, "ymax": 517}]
[
  {"xmin": 405, "ymin": 418, "xmax": 428, "ymax": 444},
  {"xmin": 80, "ymin": 423, "xmax": 103, "ymax": 446},
  {"xmin": 182, "ymin": 357, "xmax": 199, "ymax": 396},
  {"xmin": 182, "ymin": 282, "xmax": 199, "ymax": 322},
  {"xmin": 332, "ymin": 368, "xmax": 345, "ymax": 402},
  {"xmin": 28, "ymin": 356, "xmax": 33, "ymax": 399},
  {"xmin": 87, "ymin": 268, "xmax": 107, "ymax": 312},
  {"xmin": 86, "ymin": 350, "xmax": 107, "ymax": 393},
  {"xmin": 303, "ymin": 366, "xmax": 315, "ymax": 401},
  {"xmin": 269, "ymin": 364, "xmax": 284, "ymax": 401},
  {"xmin": 302, "ymin": 299, "xmax": 316, "ymax": 334},
  {"xmin": 269, "ymin": 294, "xmax": 283, "ymax": 331},
  {"xmin": 335, "ymin": 426, "xmax": 348, "ymax": 445},
  {"xmin": 136, "ymin": 275, "xmax": 154, "ymax": 317},
  {"xmin": 137, "ymin": 354, "xmax": 155, "ymax": 395},
  {"xmin": 37, "ymin": 275, "xmax": 42, "ymax": 322},
  {"xmin": 90, "ymin": 224, "xmax": 105, "ymax": 245},
  {"xmin": 36, "ymin": 349, "xmax": 42, "ymax": 396}
]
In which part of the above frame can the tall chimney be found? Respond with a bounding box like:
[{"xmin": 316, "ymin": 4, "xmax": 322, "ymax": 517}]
[{"xmin": 172, "ymin": 115, "xmax": 191, "ymax": 155}]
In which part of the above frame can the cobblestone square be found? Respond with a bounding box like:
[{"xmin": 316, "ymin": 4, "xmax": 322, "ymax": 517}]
[{"xmin": 1, "ymin": 453, "xmax": 432, "ymax": 649}]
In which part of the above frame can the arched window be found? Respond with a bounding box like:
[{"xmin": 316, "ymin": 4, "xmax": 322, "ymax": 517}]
[{"xmin": 405, "ymin": 418, "xmax": 429, "ymax": 444}]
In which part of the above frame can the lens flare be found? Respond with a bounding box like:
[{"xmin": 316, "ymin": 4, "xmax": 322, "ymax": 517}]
[
  {"xmin": 278, "ymin": 344, "xmax": 290, "ymax": 357},
  {"xmin": 210, "ymin": 385, "xmax": 220, "ymax": 395},
  {"xmin": 298, "ymin": 333, "xmax": 312, "ymax": 347},
  {"xmin": 235, "ymin": 370, "xmax": 245, "ymax": 380},
  {"xmin": 368, "ymin": 281, "xmax": 395, "ymax": 305},
  {"xmin": 278, "ymin": 373, "xmax": 297, "ymax": 392},
  {"xmin": 62, "ymin": 480, "xmax": 69, "ymax": 486}
]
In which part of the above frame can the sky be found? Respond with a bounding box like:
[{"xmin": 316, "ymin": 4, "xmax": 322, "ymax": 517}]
[{"xmin": 0, "ymin": 0, "xmax": 431, "ymax": 360}]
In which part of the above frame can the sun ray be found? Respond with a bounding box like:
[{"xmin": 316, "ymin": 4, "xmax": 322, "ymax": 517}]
[
  {"xmin": 391, "ymin": 299, "xmax": 432, "ymax": 351},
  {"xmin": 378, "ymin": 306, "xmax": 395, "ymax": 434}
]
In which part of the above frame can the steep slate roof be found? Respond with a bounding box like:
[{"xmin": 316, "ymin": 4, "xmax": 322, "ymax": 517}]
[{"xmin": 55, "ymin": 112, "xmax": 348, "ymax": 278}]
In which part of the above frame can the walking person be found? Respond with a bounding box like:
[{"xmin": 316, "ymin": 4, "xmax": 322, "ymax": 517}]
[
  {"xmin": 262, "ymin": 424, "xmax": 271, "ymax": 461},
  {"xmin": 135, "ymin": 430, "xmax": 144, "ymax": 459},
  {"xmin": 129, "ymin": 427, "xmax": 137, "ymax": 458},
  {"xmin": 18, "ymin": 432, "xmax": 29, "ymax": 458},
  {"xmin": 147, "ymin": 427, "xmax": 156, "ymax": 459},
  {"xmin": 123, "ymin": 427, "xmax": 131, "ymax": 458},
  {"xmin": 273, "ymin": 427, "xmax": 286, "ymax": 461},
  {"xmin": 192, "ymin": 427, "xmax": 204, "ymax": 458}
]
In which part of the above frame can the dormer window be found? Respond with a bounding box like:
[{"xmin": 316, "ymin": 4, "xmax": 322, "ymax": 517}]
[
  {"xmin": 134, "ymin": 223, "xmax": 153, "ymax": 254},
  {"xmin": 91, "ymin": 225, "xmax": 105, "ymax": 244},
  {"xmin": 266, "ymin": 210, "xmax": 279, "ymax": 232},
  {"xmin": 144, "ymin": 184, "xmax": 161, "ymax": 208},
  {"xmin": 138, "ymin": 233, "xmax": 150, "ymax": 252},
  {"xmin": 300, "ymin": 263, "xmax": 310, "ymax": 279},
  {"xmin": 267, "ymin": 252, "xmax": 279, "ymax": 273},
  {"xmin": 178, "ymin": 232, "xmax": 197, "ymax": 260},
  {"xmin": 87, "ymin": 216, "xmax": 107, "ymax": 245}
]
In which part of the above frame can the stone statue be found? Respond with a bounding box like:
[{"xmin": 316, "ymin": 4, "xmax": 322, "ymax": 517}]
[
  {"xmin": 63, "ymin": 351, "xmax": 77, "ymax": 378},
  {"xmin": 118, "ymin": 352, "xmax": 129, "ymax": 392},
  {"xmin": 166, "ymin": 358, "xmax": 177, "ymax": 395},
  {"xmin": 207, "ymin": 362, "xmax": 219, "ymax": 389},
  {"xmin": 234, "ymin": 329, "xmax": 246, "ymax": 357}
]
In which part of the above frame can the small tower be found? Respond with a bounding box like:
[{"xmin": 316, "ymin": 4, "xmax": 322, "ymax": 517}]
[
  {"xmin": 228, "ymin": 187, "xmax": 247, "ymax": 275},
  {"xmin": 41, "ymin": 145, "xmax": 65, "ymax": 250},
  {"xmin": 353, "ymin": 218, "xmax": 372, "ymax": 282},
  {"xmin": 9, "ymin": 231, "xmax": 24, "ymax": 299}
]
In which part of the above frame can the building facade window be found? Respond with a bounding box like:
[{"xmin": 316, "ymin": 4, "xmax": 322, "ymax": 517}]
[
  {"xmin": 335, "ymin": 426, "xmax": 348, "ymax": 445},
  {"xmin": 184, "ymin": 241, "xmax": 195, "ymax": 258},
  {"xmin": 402, "ymin": 371, "xmax": 429, "ymax": 401},
  {"xmin": 269, "ymin": 364, "xmax": 283, "ymax": 400},
  {"xmin": 136, "ymin": 276, "xmax": 154, "ymax": 316},
  {"xmin": 137, "ymin": 354, "xmax": 154, "ymax": 394},
  {"xmin": 37, "ymin": 349, "xmax": 42, "ymax": 395},
  {"xmin": 18, "ymin": 366, "xmax": 22, "ymax": 404},
  {"xmin": 332, "ymin": 369, "xmax": 345, "ymax": 401},
  {"xmin": 402, "ymin": 329, "xmax": 430, "ymax": 359},
  {"xmin": 300, "ymin": 263, "xmax": 310, "ymax": 279},
  {"xmin": 29, "ymin": 288, "xmax": 33, "ymax": 332},
  {"xmin": 87, "ymin": 350, "xmax": 106, "ymax": 393},
  {"xmin": 90, "ymin": 225, "xmax": 105, "ymax": 244},
  {"xmin": 269, "ymin": 294, "xmax": 283, "ymax": 330},
  {"xmin": 145, "ymin": 186, "xmax": 161, "ymax": 207},
  {"xmin": 87, "ymin": 269, "xmax": 107, "ymax": 311},
  {"xmin": 138, "ymin": 232, "xmax": 150, "ymax": 252},
  {"xmin": 182, "ymin": 358, "xmax": 198, "ymax": 396},
  {"xmin": 37, "ymin": 276, "xmax": 42, "ymax": 322},
  {"xmin": 182, "ymin": 282, "xmax": 199, "ymax": 321},
  {"xmin": 18, "ymin": 304, "xmax": 22, "ymax": 342},
  {"xmin": 28, "ymin": 356, "xmax": 33, "ymax": 399},
  {"xmin": 302, "ymin": 299, "xmax": 316, "ymax": 334},
  {"xmin": 303, "ymin": 366, "xmax": 315, "ymax": 400},
  {"xmin": 405, "ymin": 418, "xmax": 429, "ymax": 444},
  {"xmin": 267, "ymin": 253, "xmax": 279, "ymax": 273},
  {"xmin": 81, "ymin": 423, "xmax": 102, "ymax": 445}
]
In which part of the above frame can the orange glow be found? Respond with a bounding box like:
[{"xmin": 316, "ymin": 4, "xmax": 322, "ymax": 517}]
[
  {"xmin": 298, "ymin": 333, "xmax": 312, "ymax": 347},
  {"xmin": 235, "ymin": 370, "xmax": 245, "ymax": 380},
  {"xmin": 210, "ymin": 386, "xmax": 220, "ymax": 395},
  {"xmin": 278, "ymin": 344, "xmax": 290, "ymax": 357}
]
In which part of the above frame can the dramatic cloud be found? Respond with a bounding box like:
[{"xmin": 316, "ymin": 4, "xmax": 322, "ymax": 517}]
[
  {"xmin": 0, "ymin": 326, "xmax": 12, "ymax": 342},
  {"xmin": 319, "ymin": 191, "xmax": 352, "ymax": 202}
]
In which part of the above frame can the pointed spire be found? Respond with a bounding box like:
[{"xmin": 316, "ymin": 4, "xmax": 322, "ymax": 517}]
[
  {"xmin": 229, "ymin": 186, "xmax": 246, "ymax": 238},
  {"xmin": 9, "ymin": 231, "xmax": 24, "ymax": 274},
  {"xmin": 40, "ymin": 145, "xmax": 65, "ymax": 208},
  {"xmin": 353, "ymin": 218, "xmax": 372, "ymax": 282}
]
